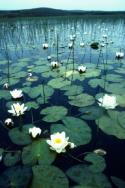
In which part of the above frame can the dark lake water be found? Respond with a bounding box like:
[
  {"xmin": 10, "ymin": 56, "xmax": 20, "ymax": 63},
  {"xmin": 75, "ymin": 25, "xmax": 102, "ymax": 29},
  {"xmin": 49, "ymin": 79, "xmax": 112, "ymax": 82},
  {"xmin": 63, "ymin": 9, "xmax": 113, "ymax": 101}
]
[{"xmin": 0, "ymin": 14, "xmax": 125, "ymax": 188}]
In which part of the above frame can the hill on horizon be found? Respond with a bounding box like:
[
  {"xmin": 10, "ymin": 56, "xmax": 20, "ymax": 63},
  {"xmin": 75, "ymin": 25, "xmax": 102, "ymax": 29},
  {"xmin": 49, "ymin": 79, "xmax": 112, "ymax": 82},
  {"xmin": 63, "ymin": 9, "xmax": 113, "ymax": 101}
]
[{"xmin": 0, "ymin": 7, "xmax": 125, "ymax": 17}]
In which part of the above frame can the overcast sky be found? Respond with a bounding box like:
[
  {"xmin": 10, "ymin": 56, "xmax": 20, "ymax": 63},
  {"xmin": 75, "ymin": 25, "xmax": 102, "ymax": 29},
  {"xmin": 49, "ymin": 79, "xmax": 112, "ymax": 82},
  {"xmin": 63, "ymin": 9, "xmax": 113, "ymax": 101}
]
[{"xmin": 0, "ymin": 0, "xmax": 125, "ymax": 11}]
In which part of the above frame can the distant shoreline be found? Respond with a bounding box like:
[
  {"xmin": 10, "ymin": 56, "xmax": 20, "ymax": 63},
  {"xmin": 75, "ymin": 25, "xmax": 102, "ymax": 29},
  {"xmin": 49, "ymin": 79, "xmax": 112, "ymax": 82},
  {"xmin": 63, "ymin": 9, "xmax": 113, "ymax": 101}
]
[{"xmin": 0, "ymin": 7, "xmax": 125, "ymax": 18}]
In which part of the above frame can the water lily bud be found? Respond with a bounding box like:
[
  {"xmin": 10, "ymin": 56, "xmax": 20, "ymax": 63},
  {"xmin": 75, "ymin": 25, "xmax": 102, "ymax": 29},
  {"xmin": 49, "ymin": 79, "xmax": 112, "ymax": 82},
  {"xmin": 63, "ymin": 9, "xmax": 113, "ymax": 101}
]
[
  {"xmin": 116, "ymin": 52, "xmax": 124, "ymax": 59},
  {"xmin": 43, "ymin": 43, "xmax": 48, "ymax": 49},
  {"xmin": 51, "ymin": 61, "xmax": 59, "ymax": 69},
  {"xmin": 78, "ymin": 65, "xmax": 86, "ymax": 73},
  {"xmin": 29, "ymin": 127, "xmax": 42, "ymax": 138},
  {"xmin": 3, "ymin": 83, "xmax": 9, "ymax": 89},
  {"xmin": 28, "ymin": 73, "xmax": 32, "ymax": 77},
  {"xmin": 94, "ymin": 149, "xmax": 107, "ymax": 156},
  {"xmin": 4, "ymin": 118, "xmax": 14, "ymax": 128},
  {"xmin": 47, "ymin": 56, "xmax": 51, "ymax": 61}
]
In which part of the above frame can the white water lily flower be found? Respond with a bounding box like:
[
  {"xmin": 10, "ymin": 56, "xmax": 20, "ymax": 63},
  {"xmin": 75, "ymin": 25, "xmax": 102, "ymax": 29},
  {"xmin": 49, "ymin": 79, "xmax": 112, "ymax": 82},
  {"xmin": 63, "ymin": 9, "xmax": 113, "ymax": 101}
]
[
  {"xmin": 8, "ymin": 103, "xmax": 27, "ymax": 116},
  {"xmin": 10, "ymin": 89, "xmax": 23, "ymax": 99},
  {"xmin": 80, "ymin": 42, "xmax": 85, "ymax": 47},
  {"xmin": 4, "ymin": 118, "xmax": 14, "ymax": 127},
  {"xmin": 78, "ymin": 65, "xmax": 86, "ymax": 73},
  {"xmin": 47, "ymin": 132, "xmax": 75, "ymax": 153},
  {"xmin": 29, "ymin": 127, "xmax": 42, "ymax": 138},
  {"xmin": 116, "ymin": 52, "xmax": 124, "ymax": 59},
  {"xmin": 98, "ymin": 94, "xmax": 118, "ymax": 109},
  {"xmin": 43, "ymin": 43, "xmax": 48, "ymax": 49},
  {"xmin": 51, "ymin": 61, "xmax": 59, "ymax": 68}
]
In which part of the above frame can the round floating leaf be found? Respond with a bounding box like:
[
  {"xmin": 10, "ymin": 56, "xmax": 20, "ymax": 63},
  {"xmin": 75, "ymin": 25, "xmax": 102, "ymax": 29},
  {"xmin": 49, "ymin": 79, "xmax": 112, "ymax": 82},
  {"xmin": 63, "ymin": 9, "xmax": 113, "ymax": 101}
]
[
  {"xmin": 79, "ymin": 106, "xmax": 104, "ymax": 120},
  {"xmin": 88, "ymin": 78, "xmax": 105, "ymax": 88},
  {"xmin": 48, "ymin": 77, "xmax": 71, "ymax": 89},
  {"xmin": 84, "ymin": 153, "xmax": 106, "ymax": 173},
  {"xmin": 69, "ymin": 93, "xmax": 95, "ymax": 107},
  {"xmin": 26, "ymin": 101, "xmax": 39, "ymax": 110},
  {"xmin": 61, "ymin": 85, "xmax": 83, "ymax": 96},
  {"xmin": 67, "ymin": 164, "xmax": 112, "ymax": 188},
  {"xmin": 31, "ymin": 165, "xmax": 69, "ymax": 188},
  {"xmin": 118, "ymin": 112, "xmax": 125, "ymax": 129},
  {"xmin": 9, "ymin": 124, "xmax": 33, "ymax": 145},
  {"xmin": 116, "ymin": 94, "xmax": 125, "ymax": 107},
  {"xmin": 96, "ymin": 111, "xmax": 125, "ymax": 139},
  {"xmin": 0, "ymin": 90, "xmax": 11, "ymax": 100},
  {"xmin": 111, "ymin": 176, "xmax": 125, "ymax": 188},
  {"xmin": 41, "ymin": 106, "xmax": 68, "ymax": 122},
  {"xmin": 4, "ymin": 151, "xmax": 21, "ymax": 167},
  {"xmin": 84, "ymin": 69, "xmax": 101, "ymax": 78},
  {"xmin": 22, "ymin": 139, "xmax": 56, "ymax": 165},
  {"xmin": 105, "ymin": 83, "xmax": 125, "ymax": 95},
  {"xmin": 51, "ymin": 116, "xmax": 92, "ymax": 146},
  {"xmin": 102, "ymin": 74, "xmax": 124, "ymax": 83},
  {"xmin": 0, "ymin": 166, "xmax": 32, "ymax": 188}
]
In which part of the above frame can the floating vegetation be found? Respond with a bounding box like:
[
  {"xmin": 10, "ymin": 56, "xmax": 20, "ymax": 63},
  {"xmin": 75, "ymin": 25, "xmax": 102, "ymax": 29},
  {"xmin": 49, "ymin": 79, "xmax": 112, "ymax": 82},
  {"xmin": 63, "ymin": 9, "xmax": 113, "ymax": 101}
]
[{"xmin": 0, "ymin": 15, "xmax": 125, "ymax": 188}]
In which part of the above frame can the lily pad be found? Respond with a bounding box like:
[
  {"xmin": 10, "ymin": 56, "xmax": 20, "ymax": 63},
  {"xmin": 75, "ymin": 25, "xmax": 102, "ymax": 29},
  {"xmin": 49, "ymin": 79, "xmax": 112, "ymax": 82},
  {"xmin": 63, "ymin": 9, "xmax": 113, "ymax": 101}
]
[
  {"xmin": 9, "ymin": 124, "xmax": 33, "ymax": 145},
  {"xmin": 4, "ymin": 151, "xmax": 21, "ymax": 167},
  {"xmin": 79, "ymin": 106, "xmax": 104, "ymax": 120},
  {"xmin": 0, "ymin": 166, "xmax": 32, "ymax": 188},
  {"xmin": 67, "ymin": 164, "xmax": 111, "ymax": 188},
  {"xmin": 84, "ymin": 153, "xmax": 106, "ymax": 173},
  {"xmin": 96, "ymin": 110, "xmax": 125, "ymax": 139},
  {"xmin": 48, "ymin": 77, "xmax": 71, "ymax": 89},
  {"xmin": 31, "ymin": 165, "xmax": 69, "ymax": 188},
  {"xmin": 69, "ymin": 93, "xmax": 95, "ymax": 107},
  {"xmin": 51, "ymin": 116, "xmax": 92, "ymax": 146},
  {"xmin": 22, "ymin": 139, "xmax": 56, "ymax": 165},
  {"xmin": 41, "ymin": 106, "xmax": 68, "ymax": 122},
  {"xmin": 61, "ymin": 85, "xmax": 83, "ymax": 96}
]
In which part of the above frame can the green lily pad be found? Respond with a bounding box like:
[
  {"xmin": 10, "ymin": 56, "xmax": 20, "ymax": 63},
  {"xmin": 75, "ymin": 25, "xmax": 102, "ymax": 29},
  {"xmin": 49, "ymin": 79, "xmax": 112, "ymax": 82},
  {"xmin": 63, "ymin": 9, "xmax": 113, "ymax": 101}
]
[
  {"xmin": 26, "ymin": 101, "xmax": 39, "ymax": 110},
  {"xmin": 116, "ymin": 94, "xmax": 125, "ymax": 107},
  {"xmin": 102, "ymin": 74, "xmax": 124, "ymax": 83},
  {"xmin": 84, "ymin": 153, "xmax": 106, "ymax": 173},
  {"xmin": 118, "ymin": 112, "xmax": 125, "ymax": 129},
  {"xmin": 41, "ymin": 106, "xmax": 68, "ymax": 122},
  {"xmin": 96, "ymin": 110, "xmax": 125, "ymax": 139},
  {"xmin": 88, "ymin": 78, "xmax": 106, "ymax": 88},
  {"xmin": 9, "ymin": 124, "xmax": 33, "ymax": 145},
  {"xmin": 0, "ymin": 166, "xmax": 32, "ymax": 188},
  {"xmin": 67, "ymin": 164, "xmax": 112, "ymax": 188},
  {"xmin": 51, "ymin": 116, "xmax": 92, "ymax": 146},
  {"xmin": 79, "ymin": 106, "xmax": 104, "ymax": 120},
  {"xmin": 69, "ymin": 93, "xmax": 95, "ymax": 107},
  {"xmin": 61, "ymin": 85, "xmax": 83, "ymax": 96},
  {"xmin": 48, "ymin": 77, "xmax": 71, "ymax": 89},
  {"xmin": 31, "ymin": 165, "xmax": 69, "ymax": 188},
  {"xmin": 4, "ymin": 151, "xmax": 21, "ymax": 167},
  {"xmin": 22, "ymin": 139, "xmax": 56, "ymax": 165}
]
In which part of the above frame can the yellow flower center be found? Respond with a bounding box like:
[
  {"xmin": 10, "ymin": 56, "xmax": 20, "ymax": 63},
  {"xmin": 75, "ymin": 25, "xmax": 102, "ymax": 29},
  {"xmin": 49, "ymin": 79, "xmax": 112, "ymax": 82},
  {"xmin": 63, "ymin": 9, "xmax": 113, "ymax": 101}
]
[
  {"xmin": 54, "ymin": 138, "xmax": 62, "ymax": 144},
  {"xmin": 15, "ymin": 106, "xmax": 21, "ymax": 111}
]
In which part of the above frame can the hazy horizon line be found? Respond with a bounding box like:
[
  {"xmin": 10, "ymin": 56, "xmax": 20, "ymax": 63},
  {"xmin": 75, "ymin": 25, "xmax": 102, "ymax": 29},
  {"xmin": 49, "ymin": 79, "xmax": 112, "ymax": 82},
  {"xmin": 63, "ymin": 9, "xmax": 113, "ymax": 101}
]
[{"xmin": 0, "ymin": 7, "xmax": 125, "ymax": 12}]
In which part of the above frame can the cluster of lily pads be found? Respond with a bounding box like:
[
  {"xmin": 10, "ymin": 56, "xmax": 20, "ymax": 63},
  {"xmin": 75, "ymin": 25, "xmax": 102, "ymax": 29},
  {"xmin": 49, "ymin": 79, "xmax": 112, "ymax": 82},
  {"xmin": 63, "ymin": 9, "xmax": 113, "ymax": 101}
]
[{"xmin": 0, "ymin": 17, "xmax": 125, "ymax": 188}]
